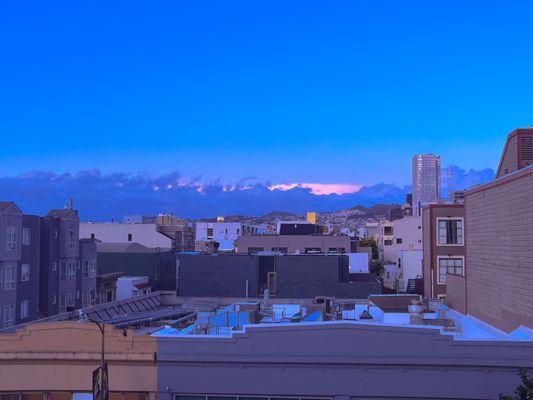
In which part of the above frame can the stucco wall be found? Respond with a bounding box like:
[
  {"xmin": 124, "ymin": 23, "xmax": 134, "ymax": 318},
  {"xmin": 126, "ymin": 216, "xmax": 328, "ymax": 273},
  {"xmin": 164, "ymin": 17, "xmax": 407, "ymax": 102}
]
[{"xmin": 156, "ymin": 323, "xmax": 533, "ymax": 400}]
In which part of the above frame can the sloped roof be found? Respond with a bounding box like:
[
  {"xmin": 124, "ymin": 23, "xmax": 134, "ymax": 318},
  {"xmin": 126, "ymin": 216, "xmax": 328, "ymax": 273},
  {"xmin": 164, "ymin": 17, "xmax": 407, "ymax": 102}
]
[
  {"xmin": 97, "ymin": 242, "xmax": 158, "ymax": 253},
  {"xmin": 0, "ymin": 201, "xmax": 22, "ymax": 214},
  {"xmin": 46, "ymin": 209, "xmax": 79, "ymax": 219}
]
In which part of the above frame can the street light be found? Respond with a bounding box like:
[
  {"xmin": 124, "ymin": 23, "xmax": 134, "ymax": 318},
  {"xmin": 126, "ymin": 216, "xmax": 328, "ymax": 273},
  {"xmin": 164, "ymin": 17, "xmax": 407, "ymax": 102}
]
[{"xmin": 85, "ymin": 317, "xmax": 108, "ymax": 400}]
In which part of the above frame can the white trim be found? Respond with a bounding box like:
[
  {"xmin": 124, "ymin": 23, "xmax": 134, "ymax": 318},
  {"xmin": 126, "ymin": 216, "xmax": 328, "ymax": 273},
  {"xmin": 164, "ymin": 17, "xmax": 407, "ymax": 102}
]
[
  {"xmin": 436, "ymin": 217, "xmax": 465, "ymax": 247},
  {"xmin": 436, "ymin": 255, "xmax": 465, "ymax": 285}
]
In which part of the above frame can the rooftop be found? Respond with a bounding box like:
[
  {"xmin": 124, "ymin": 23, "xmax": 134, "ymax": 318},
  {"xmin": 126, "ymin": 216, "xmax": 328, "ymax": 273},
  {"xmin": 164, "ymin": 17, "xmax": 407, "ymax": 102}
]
[{"xmin": 152, "ymin": 295, "xmax": 533, "ymax": 342}]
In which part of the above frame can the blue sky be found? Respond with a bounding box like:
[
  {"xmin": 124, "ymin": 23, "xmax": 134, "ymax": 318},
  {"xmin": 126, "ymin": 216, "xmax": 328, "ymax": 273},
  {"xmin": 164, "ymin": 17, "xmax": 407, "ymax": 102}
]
[{"xmin": 1, "ymin": 1, "xmax": 532, "ymax": 188}]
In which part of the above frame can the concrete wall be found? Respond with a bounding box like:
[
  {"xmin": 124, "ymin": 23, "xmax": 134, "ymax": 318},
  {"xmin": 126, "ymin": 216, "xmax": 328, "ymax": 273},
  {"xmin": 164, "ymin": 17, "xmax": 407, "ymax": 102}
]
[
  {"xmin": 81, "ymin": 222, "xmax": 173, "ymax": 249},
  {"xmin": 178, "ymin": 254, "xmax": 258, "ymax": 297},
  {"xmin": 465, "ymin": 168, "xmax": 533, "ymax": 332},
  {"xmin": 156, "ymin": 323, "xmax": 533, "ymax": 400}
]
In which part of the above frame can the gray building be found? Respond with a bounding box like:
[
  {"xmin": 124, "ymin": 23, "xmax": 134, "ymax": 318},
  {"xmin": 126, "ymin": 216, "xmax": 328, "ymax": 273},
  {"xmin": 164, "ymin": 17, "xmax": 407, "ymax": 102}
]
[
  {"xmin": 39, "ymin": 208, "xmax": 81, "ymax": 316},
  {"xmin": 78, "ymin": 238, "xmax": 97, "ymax": 308},
  {"xmin": 412, "ymin": 153, "xmax": 441, "ymax": 216},
  {"xmin": 0, "ymin": 202, "xmax": 22, "ymax": 328},
  {"xmin": 177, "ymin": 253, "xmax": 381, "ymax": 299},
  {"xmin": 17, "ymin": 215, "xmax": 41, "ymax": 324}
]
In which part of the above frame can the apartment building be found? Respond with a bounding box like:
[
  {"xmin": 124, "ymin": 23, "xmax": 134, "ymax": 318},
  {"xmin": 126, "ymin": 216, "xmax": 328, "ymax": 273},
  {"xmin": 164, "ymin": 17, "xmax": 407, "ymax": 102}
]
[
  {"xmin": 40, "ymin": 209, "xmax": 81, "ymax": 315},
  {"xmin": 422, "ymin": 204, "xmax": 466, "ymax": 300},
  {"xmin": 17, "ymin": 215, "xmax": 40, "ymax": 324},
  {"xmin": 446, "ymin": 128, "xmax": 533, "ymax": 332},
  {"xmin": 195, "ymin": 222, "xmax": 257, "ymax": 251},
  {"xmin": 0, "ymin": 202, "xmax": 22, "ymax": 328}
]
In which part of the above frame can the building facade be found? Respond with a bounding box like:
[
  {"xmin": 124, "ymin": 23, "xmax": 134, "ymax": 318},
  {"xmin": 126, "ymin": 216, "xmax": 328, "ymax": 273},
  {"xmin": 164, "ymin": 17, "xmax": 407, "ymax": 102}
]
[
  {"xmin": 412, "ymin": 153, "xmax": 441, "ymax": 216},
  {"xmin": 0, "ymin": 202, "xmax": 22, "ymax": 328},
  {"xmin": 422, "ymin": 204, "xmax": 466, "ymax": 300},
  {"xmin": 235, "ymin": 235, "xmax": 350, "ymax": 255},
  {"xmin": 80, "ymin": 222, "xmax": 173, "ymax": 249},
  {"xmin": 17, "ymin": 214, "xmax": 41, "ymax": 324}
]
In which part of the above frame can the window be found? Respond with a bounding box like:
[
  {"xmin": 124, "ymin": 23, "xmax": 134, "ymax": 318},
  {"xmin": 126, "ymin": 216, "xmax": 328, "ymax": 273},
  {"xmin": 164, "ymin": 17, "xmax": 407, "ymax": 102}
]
[
  {"xmin": 22, "ymin": 228, "xmax": 31, "ymax": 245},
  {"xmin": 206, "ymin": 228, "xmax": 214, "ymax": 238},
  {"xmin": 384, "ymin": 240, "xmax": 393, "ymax": 246},
  {"xmin": 69, "ymin": 229, "xmax": 76, "ymax": 249},
  {"xmin": 52, "ymin": 262, "xmax": 58, "ymax": 272},
  {"xmin": 248, "ymin": 247, "xmax": 264, "ymax": 255},
  {"xmin": 68, "ymin": 262, "xmax": 76, "ymax": 281},
  {"xmin": 52, "ymin": 229, "xmax": 58, "ymax": 239},
  {"xmin": 6, "ymin": 226, "xmax": 16, "ymax": 250},
  {"xmin": 128, "ymin": 233, "xmax": 133, "ymax": 242},
  {"xmin": 82, "ymin": 261, "xmax": 89, "ymax": 278},
  {"xmin": 90, "ymin": 260, "xmax": 97, "ymax": 278},
  {"xmin": 396, "ymin": 238, "xmax": 403, "ymax": 244},
  {"xmin": 384, "ymin": 226, "xmax": 393, "ymax": 235},
  {"xmin": 59, "ymin": 294, "xmax": 66, "ymax": 312},
  {"xmin": 438, "ymin": 257, "xmax": 464, "ymax": 284},
  {"xmin": 89, "ymin": 289, "xmax": 96, "ymax": 305},
  {"xmin": 4, "ymin": 265, "xmax": 15, "ymax": 289},
  {"xmin": 437, "ymin": 218, "xmax": 463, "ymax": 245},
  {"xmin": 59, "ymin": 261, "xmax": 67, "ymax": 281},
  {"xmin": 52, "ymin": 294, "xmax": 57, "ymax": 304},
  {"xmin": 304, "ymin": 247, "xmax": 322, "ymax": 254},
  {"xmin": 21, "ymin": 264, "xmax": 30, "ymax": 282},
  {"xmin": 3, "ymin": 305, "xmax": 14, "ymax": 327},
  {"xmin": 90, "ymin": 233, "xmax": 95, "ymax": 239},
  {"xmin": 20, "ymin": 300, "xmax": 29, "ymax": 319},
  {"xmin": 271, "ymin": 247, "xmax": 288, "ymax": 254}
]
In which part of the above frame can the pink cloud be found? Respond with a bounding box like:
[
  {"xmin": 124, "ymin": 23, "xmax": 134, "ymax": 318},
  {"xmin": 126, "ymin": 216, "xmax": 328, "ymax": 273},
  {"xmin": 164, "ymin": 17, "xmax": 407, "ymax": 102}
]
[{"xmin": 268, "ymin": 182, "xmax": 362, "ymax": 195}]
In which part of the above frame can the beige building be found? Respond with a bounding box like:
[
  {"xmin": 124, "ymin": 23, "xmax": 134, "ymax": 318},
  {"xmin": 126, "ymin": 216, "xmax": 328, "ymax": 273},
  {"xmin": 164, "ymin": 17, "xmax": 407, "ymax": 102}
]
[
  {"xmin": 235, "ymin": 235, "xmax": 350, "ymax": 254},
  {"xmin": 444, "ymin": 128, "xmax": 533, "ymax": 333},
  {"xmin": 0, "ymin": 321, "xmax": 157, "ymax": 398}
]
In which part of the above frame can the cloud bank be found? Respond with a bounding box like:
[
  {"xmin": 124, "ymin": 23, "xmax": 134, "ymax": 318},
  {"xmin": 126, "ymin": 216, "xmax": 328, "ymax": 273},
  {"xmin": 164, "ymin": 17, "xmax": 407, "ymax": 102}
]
[{"xmin": 0, "ymin": 166, "xmax": 494, "ymax": 220}]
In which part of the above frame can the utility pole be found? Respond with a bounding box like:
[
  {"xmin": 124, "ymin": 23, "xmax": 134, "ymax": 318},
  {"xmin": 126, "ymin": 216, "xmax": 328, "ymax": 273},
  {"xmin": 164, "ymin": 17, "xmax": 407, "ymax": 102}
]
[{"xmin": 90, "ymin": 319, "xmax": 108, "ymax": 400}]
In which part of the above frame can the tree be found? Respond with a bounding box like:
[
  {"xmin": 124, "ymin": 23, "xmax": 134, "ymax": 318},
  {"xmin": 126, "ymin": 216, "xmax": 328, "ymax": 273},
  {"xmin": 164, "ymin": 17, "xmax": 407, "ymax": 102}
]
[{"xmin": 499, "ymin": 369, "xmax": 533, "ymax": 400}]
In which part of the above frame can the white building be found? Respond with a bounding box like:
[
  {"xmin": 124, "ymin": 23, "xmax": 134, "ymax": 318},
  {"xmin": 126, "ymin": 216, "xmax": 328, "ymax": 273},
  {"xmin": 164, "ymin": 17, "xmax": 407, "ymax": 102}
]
[
  {"xmin": 195, "ymin": 222, "xmax": 257, "ymax": 251},
  {"xmin": 377, "ymin": 216, "xmax": 423, "ymax": 292},
  {"xmin": 412, "ymin": 154, "xmax": 441, "ymax": 216},
  {"xmin": 116, "ymin": 276, "xmax": 152, "ymax": 300},
  {"xmin": 80, "ymin": 222, "xmax": 172, "ymax": 249}
]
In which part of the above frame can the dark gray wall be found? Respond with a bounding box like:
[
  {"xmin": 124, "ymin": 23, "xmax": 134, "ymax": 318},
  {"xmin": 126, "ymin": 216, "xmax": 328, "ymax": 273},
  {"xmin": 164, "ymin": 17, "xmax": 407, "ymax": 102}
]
[
  {"xmin": 98, "ymin": 251, "xmax": 177, "ymax": 291},
  {"xmin": 178, "ymin": 254, "xmax": 258, "ymax": 297},
  {"xmin": 39, "ymin": 217, "xmax": 60, "ymax": 317},
  {"xmin": 177, "ymin": 254, "xmax": 381, "ymax": 299},
  {"xmin": 156, "ymin": 323, "xmax": 533, "ymax": 400}
]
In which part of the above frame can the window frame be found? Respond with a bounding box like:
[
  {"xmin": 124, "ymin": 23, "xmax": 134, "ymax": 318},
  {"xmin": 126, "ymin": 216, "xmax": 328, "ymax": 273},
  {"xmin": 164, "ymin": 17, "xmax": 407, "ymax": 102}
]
[
  {"xmin": 22, "ymin": 227, "xmax": 31, "ymax": 245},
  {"xmin": 21, "ymin": 263, "xmax": 30, "ymax": 282},
  {"xmin": 436, "ymin": 217, "xmax": 464, "ymax": 246},
  {"xmin": 4, "ymin": 265, "xmax": 15, "ymax": 290},
  {"xmin": 437, "ymin": 256, "xmax": 465, "ymax": 285}
]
